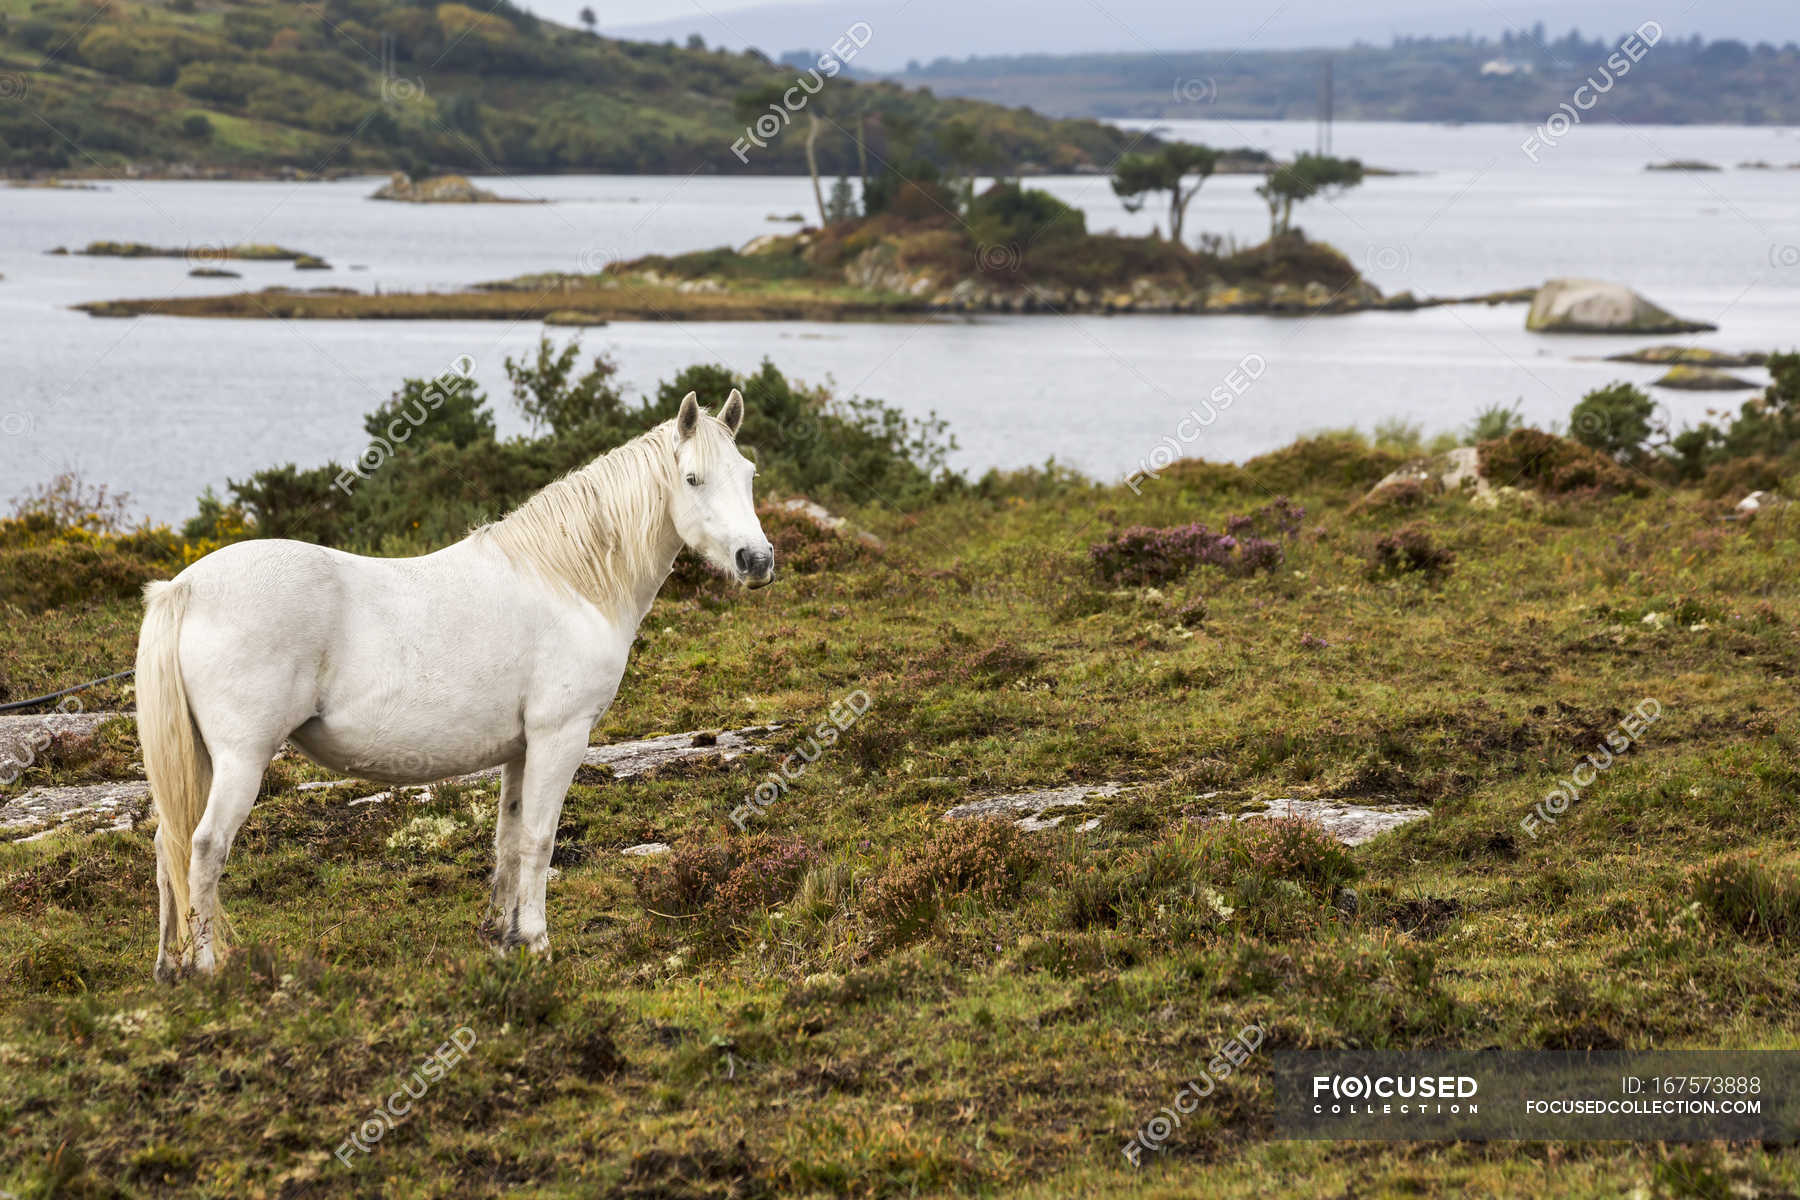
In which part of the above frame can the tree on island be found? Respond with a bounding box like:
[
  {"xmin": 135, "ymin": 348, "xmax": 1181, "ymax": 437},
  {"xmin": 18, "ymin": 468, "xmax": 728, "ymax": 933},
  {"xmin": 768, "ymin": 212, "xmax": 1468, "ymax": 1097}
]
[
  {"xmin": 1110, "ymin": 143, "xmax": 1218, "ymax": 245},
  {"xmin": 578, "ymin": 6, "xmax": 596, "ymax": 34},
  {"xmin": 734, "ymin": 83, "xmax": 829, "ymax": 225},
  {"xmin": 1256, "ymin": 153, "xmax": 1365, "ymax": 244},
  {"xmin": 937, "ymin": 118, "xmax": 996, "ymax": 209},
  {"xmin": 825, "ymin": 176, "xmax": 859, "ymax": 223}
]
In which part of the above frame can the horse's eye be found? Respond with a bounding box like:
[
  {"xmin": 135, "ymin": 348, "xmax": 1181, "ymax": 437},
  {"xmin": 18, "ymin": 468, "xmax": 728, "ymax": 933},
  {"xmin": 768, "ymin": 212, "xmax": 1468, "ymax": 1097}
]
[{"xmin": 685, "ymin": 473, "xmax": 701, "ymax": 487}]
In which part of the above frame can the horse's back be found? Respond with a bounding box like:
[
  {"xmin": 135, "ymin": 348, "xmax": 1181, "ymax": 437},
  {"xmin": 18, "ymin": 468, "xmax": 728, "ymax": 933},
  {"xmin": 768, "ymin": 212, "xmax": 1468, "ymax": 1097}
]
[{"xmin": 175, "ymin": 538, "xmax": 348, "ymax": 643}]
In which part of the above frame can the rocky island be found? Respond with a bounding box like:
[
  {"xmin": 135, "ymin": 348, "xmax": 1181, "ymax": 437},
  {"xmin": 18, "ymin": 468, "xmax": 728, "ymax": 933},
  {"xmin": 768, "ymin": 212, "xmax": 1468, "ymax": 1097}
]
[
  {"xmin": 369, "ymin": 173, "xmax": 529, "ymax": 203},
  {"xmin": 74, "ymin": 181, "xmax": 1530, "ymax": 322}
]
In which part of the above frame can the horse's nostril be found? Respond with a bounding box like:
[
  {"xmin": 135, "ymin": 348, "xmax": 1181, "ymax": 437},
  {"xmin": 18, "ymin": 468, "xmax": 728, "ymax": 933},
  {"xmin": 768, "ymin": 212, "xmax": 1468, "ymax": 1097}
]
[{"xmin": 735, "ymin": 547, "xmax": 753, "ymax": 573}]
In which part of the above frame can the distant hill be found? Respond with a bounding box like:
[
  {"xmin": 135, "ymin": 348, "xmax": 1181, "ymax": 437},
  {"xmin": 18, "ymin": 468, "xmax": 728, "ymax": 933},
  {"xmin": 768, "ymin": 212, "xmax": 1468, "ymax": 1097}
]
[
  {"xmin": 0, "ymin": 0, "xmax": 1140, "ymax": 175},
  {"xmin": 890, "ymin": 33, "xmax": 1800, "ymax": 124},
  {"xmin": 609, "ymin": 0, "xmax": 1796, "ymax": 72}
]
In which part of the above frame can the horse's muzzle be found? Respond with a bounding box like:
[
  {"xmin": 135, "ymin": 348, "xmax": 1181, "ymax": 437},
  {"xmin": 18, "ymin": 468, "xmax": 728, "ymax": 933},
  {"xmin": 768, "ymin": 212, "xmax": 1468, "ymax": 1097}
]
[{"xmin": 736, "ymin": 546, "xmax": 775, "ymax": 589}]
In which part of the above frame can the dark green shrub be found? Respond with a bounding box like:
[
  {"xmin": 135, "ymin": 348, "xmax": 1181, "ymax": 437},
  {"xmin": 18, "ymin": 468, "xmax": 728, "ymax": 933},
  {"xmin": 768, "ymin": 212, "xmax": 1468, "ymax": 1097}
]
[
  {"xmin": 504, "ymin": 338, "xmax": 626, "ymax": 436},
  {"xmin": 211, "ymin": 346, "xmax": 954, "ymax": 550},
  {"xmin": 966, "ymin": 181, "xmax": 1086, "ymax": 260},
  {"xmin": 224, "ymin": 462, "xmax": 355, "ymax": 545},
  {"xmin": 1569, "ymin": 382, "xmax": 1655, "ymax": 460},
  {"xmin": 362, "ymin": 374, "xmax": 495, "ymax": 449},
  {"xmin": 1661, "ymin": 352, "xmax": 1800, "ymax": 479}
]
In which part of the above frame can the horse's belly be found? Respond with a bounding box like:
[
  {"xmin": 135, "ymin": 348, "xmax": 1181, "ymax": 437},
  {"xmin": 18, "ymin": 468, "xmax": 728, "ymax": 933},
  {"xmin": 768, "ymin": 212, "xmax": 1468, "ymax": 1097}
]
[{"xmin": 288, "ymin": 713, "xmax": 525, "ymax": 784}]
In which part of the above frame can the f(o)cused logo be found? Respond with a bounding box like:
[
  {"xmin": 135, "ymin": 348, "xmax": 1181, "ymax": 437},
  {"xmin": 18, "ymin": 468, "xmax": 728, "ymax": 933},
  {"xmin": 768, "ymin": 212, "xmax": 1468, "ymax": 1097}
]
[
  {"xmin": 977, "ymin": 243, "xmax": 1021, "ymax": 273},
  {"xmin": 1172, "ymin": 77, "xmax": 1216, "ymax": 104}
]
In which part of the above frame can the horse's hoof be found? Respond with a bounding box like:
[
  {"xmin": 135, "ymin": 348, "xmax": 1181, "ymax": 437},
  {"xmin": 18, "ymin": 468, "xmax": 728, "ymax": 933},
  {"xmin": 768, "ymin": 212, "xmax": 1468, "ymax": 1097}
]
[{"xmin": 154, "ymin": 960, "xmax": 181, "ymax": 986}]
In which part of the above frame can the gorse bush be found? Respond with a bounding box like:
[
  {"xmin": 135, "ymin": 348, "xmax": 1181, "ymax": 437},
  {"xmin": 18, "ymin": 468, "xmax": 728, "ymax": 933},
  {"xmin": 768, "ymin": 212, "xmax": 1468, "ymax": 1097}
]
[
  {"xmin": 1569, "ymin": 382, "xmax": 1656, "ymax": 461},
  {"xmin": 1666, "ymin": 351, "xmax": 1800, "ymax": 479},
  {"xmin": 204, "ymin": 339, "xmax": 959, "ymax": 551},
  {"xmin": 0, "ymin": 475, "xmax": 192, "ymax": 612},
  {"xmin": 1088, "ymin": 497, "xmax": 1303, "ymax": 586},
  {"xmin": 363, "ymin": 372, "xmax": 496, "ymax": 449}
]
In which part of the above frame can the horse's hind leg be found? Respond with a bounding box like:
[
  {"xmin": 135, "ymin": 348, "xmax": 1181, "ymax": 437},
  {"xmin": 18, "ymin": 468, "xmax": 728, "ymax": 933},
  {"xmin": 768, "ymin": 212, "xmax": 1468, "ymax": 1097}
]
[
  {"xmin": 154, "ymin": 829, "xmax": 181, "ymax": 985},
  {"xmin": 479, "ymin": 759, "xmax": 525, "ymax": 946},
  {"xmin": 184, "ymin": 751, "xmax": 268, "ymax": 975}
]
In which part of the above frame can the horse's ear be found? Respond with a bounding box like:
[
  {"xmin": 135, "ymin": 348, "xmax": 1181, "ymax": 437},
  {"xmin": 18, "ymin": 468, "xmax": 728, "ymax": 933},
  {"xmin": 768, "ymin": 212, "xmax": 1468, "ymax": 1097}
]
[
  {"xmin": 718, "ymin": 388, "xmax": 744, "ymax": 436},
  {"xmin": 676, "ymin": 391, "xmax": 700, "ymax": 441}
]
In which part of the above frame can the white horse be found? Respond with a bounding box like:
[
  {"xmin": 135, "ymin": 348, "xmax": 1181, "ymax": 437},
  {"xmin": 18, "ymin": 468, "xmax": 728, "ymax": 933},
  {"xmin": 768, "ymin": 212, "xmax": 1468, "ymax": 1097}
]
[{"xmin": 136, "ymin": 391, "xmax": 773, "ymax": 983}]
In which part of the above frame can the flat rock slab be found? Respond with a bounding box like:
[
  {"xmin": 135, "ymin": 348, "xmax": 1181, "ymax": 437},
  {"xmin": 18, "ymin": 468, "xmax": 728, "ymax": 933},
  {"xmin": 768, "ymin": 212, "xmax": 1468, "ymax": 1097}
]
[
  {"xmin": 944, "ymin": 782, "xmax": 1123, "ymax": 831},
  {"xmin": 0, "ymin": 780, "xmax": 149, "ymax": 841},
  {"xmin": 0, "ymin": 710, "xmax": 127, "ymax": 775},
  {"xmin": 1221, "ymin": 798, "xmax": 1430, "ymax": 846},
  {"xmin": 942, "ymin": 782, "xmax": 1429, "ymax": 846},
  {"xmin": 579, "ymin": 726, "xmax": 775, "ymax": 779},
  {"xmin": 2, "ymin": 726, "xmax": 778, "ymax": 842}
]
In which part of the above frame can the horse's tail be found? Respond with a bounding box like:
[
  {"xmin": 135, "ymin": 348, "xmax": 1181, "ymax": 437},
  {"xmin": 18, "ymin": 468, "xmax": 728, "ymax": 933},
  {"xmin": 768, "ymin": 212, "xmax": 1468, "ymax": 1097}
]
[{"xmin": 137, "ymin": 578, "xmax": 211, "ymax": 948}]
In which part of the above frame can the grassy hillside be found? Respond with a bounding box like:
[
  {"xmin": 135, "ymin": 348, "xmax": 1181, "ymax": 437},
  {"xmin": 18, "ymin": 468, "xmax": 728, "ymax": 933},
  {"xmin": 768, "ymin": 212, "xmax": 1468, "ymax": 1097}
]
[
  {"xmin": 4, "ymin": 352, "xmax": 1800, "ymax": 1195},
  {"xmin": 0, "ymin": 0, "xmax": 1140, "ymax": 174}
]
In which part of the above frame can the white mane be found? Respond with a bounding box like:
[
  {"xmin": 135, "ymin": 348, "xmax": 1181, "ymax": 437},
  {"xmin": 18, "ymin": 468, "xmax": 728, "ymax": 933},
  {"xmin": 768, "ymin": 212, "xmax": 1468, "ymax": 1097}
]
[{"xmin": 475, "ymin": 415, "xmax": 732, "ymax": 620}]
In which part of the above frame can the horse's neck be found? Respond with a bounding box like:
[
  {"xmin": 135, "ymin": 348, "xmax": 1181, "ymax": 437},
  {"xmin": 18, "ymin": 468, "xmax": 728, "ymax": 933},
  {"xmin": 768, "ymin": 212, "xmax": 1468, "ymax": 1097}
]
[{"xmin": 620, "ymin": 520, "xmax": 685, "ymax": 627}]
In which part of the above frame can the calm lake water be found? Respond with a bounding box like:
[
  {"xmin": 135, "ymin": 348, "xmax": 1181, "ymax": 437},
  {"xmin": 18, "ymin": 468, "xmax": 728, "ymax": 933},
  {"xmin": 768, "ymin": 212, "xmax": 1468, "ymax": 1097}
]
[{"xmin": 2, "ymin": 120, "xmax": 1797, "ymax": 522}]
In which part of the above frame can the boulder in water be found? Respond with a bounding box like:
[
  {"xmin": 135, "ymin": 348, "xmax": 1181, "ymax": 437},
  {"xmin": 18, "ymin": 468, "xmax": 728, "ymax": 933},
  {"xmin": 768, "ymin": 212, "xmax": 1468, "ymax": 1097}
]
[
  {"xmin": 1525, "ymin": 278, "xmax": 1715, "ymax": 335},
  {"xmin": 1653, "ymin": 365, "xmax": 1759, "ymax": 391}
]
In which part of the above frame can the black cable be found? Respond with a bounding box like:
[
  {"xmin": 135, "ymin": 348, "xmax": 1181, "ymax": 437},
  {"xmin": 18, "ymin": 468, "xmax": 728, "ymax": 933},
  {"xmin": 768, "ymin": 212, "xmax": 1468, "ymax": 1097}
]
[{"xmin": 0, "ymin": 669, "xmax": 135, "ymax": 713}]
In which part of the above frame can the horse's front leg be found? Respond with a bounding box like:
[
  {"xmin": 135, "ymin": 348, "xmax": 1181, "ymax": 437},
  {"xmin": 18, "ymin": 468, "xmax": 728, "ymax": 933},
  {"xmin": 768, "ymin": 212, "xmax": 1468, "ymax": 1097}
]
[
  {"xmin": 502, "ymin": 725, "xmax": 589, "ymax": 956},
  {"xmin": 479, "ymin": 759, "xmax": 526, "ymax": 947}
]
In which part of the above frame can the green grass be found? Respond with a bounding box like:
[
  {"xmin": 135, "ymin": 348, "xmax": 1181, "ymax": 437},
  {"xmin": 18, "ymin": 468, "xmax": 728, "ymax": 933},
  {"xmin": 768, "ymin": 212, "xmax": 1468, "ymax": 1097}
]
[{"xmin": 4, "ymin": 447, "xmax": 1800, "ymax": 1196}]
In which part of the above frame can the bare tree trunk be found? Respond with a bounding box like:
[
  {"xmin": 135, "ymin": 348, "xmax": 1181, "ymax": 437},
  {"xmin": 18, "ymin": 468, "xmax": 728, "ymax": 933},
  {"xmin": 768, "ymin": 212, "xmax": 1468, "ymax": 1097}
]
[
  {"xmin": 805, "ymin": 113, "xmax": 827, "ymax": 226},
  {"xmin": 856, "ymin": 115, "xmax": 869, "ymax": 193}
]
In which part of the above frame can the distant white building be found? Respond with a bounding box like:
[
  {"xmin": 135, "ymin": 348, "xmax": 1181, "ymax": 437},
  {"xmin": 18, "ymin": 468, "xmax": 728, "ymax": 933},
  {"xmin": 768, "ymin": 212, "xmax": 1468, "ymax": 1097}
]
[{"xmin": 1480, "ymin": 58, "xmax": 1534, "ymax": 77}]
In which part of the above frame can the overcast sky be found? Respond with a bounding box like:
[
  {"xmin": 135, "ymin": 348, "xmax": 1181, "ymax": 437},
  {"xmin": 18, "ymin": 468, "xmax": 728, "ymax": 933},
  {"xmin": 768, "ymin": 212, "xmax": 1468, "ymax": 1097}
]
[{"xmin": 564, "ymin": 0, "xmax": 1790, "ymax": 69}]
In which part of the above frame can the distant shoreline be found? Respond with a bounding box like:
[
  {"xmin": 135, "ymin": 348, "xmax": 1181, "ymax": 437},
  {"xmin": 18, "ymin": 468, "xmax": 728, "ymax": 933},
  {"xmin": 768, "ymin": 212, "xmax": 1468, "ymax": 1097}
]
[{"xmin": 74, "ymin": 282, "xmax": 1534, "ymax": 323}]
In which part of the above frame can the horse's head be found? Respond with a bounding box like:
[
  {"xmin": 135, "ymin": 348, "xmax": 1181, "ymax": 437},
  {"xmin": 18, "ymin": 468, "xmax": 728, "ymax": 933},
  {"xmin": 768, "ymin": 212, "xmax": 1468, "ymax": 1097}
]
[{"xmin": 670, "ymin": 390, "xmax": 775, "ymax": 589}]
